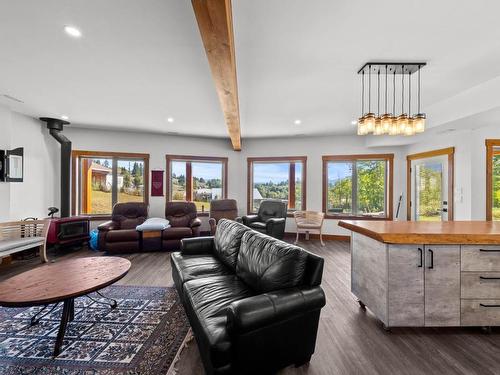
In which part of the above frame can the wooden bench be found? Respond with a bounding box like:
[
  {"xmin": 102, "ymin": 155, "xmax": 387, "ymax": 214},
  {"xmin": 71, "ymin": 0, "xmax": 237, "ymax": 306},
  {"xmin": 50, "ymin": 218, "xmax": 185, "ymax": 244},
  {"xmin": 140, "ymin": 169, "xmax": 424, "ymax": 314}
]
[{"xmin": 0, "ymin": 220, "xmax": 49, "ymax": 263}]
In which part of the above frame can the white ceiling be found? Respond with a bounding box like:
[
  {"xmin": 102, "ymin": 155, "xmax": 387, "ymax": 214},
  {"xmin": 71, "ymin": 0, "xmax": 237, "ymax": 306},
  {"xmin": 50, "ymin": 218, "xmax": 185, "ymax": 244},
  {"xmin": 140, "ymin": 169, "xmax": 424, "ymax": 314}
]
[{"xmin": 1, "ymin": 0, "xmax": 500, "ymax": 143}]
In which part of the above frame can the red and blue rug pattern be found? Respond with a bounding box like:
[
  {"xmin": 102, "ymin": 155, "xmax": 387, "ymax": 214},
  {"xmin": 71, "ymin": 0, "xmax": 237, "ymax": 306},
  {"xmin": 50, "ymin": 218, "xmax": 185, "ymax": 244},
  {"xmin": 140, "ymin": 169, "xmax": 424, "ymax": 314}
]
[{"xmin": 0, "ymin": 285, "xmax": 189, "ymax": 374}]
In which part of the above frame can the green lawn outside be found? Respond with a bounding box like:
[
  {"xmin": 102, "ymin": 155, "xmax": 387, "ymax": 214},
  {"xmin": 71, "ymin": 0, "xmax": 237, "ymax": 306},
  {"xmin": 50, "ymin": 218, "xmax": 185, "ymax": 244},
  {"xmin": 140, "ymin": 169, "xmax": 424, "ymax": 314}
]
[
  {"xmin": 493, "ymin": 207, "xmax": 500, "ymax": 221},
  {"xmin": 90, "ymin": 190, "xmax": 143, "ymax": 214}
]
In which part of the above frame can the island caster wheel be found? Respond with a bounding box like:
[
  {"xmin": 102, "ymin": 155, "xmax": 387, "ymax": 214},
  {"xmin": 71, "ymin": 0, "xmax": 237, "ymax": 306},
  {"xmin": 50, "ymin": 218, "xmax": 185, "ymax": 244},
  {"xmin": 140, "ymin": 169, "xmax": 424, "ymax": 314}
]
[
  {"xmin": 382, "ymin": 323, "xmax": 391, "ymax": 332},
  {"xmin": 357, "ymin": 300, "xmax": 366, "ymax": 310},
  {"xmin": 482, "ymin": 326, "xmax": 492, "ymax": 334}
]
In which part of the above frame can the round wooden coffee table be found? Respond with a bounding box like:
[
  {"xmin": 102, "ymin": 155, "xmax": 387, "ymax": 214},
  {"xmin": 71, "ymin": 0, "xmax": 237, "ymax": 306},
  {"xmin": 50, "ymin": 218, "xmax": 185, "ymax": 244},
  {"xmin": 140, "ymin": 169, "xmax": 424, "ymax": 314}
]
[{"xmin": 0, "ymin": 256, "xmax": 131, "ymax": 356}]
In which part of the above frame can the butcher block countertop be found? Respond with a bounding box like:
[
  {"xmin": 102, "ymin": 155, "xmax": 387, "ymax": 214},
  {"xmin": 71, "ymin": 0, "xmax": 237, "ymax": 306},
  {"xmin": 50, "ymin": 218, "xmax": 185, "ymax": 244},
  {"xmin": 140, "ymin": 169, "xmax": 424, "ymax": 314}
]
[{"xmin": 338, "ymin": 220, "xmax": 500, "ymax": 244}]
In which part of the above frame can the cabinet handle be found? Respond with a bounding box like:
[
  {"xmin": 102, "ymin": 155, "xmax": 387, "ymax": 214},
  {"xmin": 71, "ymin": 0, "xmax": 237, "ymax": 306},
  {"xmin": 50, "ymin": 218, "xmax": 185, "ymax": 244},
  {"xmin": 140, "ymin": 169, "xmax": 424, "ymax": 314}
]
[
  {"xmin": 479, "ymin": 276, "xmax": 500, "ymax": 280},
  {"xmin": 428, "ymin": 249, "xmax": 434, "ymax": 269},
  {"xmin": 480, "ymin": 303, "xmax": 500, "ymax": 308},
  {"xmin": 417, "ymin": 248, "xmax": 423, "ymax": 267},
  {"xmin": 479, "ymin": 248, "xmax": 500, "ymax": 252}
]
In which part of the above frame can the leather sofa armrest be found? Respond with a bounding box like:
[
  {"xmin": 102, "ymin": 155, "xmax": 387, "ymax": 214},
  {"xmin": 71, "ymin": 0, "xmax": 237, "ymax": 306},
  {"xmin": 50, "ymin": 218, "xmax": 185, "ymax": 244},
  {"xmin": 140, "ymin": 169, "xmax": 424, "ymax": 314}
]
[
  {"xmin": 241, "ymin": 215, "xmax": 259, "ymax": 226},
  {"xmin": 235, "ymin": 216, "xmax": 243, "ymax": 223},
  {"xmin": 266, "ymin": 217, "xmax": 286, "ymax": 239},
  {"xmin": 226, "ymin": 286, "xmax": 326, "ymax": 335},
  {"xmin": 208, "ymin": 218, "xmax": 217, "ymax": 235},
  {"xmin": 98, "ymin": 221, "xmax": 119, "ymax": 231},
  {"xmin": 180, "ymin": 236, "xmax": 215, "ymax": 255},
  {"xmin": 189, "ymin": 217, "xmax": 202, "ymax": 228}
]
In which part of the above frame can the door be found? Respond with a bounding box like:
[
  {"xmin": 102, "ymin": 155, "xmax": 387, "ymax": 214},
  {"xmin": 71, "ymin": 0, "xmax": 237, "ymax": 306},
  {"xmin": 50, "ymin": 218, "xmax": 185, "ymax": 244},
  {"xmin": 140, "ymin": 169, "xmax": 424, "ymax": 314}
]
[
  {"xmin": 424, "ymin": 245, "xmax": 460, "ymax": 326},
  {"xmin": 388, "ymin": 245, "xmax": 425, "ymax": 326},
  {"xmin": 410, "ymin": 155, "xmax": 449, "ymax": 221}
]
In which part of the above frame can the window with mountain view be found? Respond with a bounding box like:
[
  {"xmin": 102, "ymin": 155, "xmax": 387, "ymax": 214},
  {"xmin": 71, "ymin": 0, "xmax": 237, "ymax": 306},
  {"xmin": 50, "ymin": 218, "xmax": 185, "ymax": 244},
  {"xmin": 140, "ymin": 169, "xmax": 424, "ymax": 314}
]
[
  {"xmin": 167, "ymin": 156, "xmax": 227, "ymax": 213},
  {"xmin": 72, "ymin": 151, "xmax": 149, "ymax": 215},
  {"xmin": 323, "ymin": 154, "xmax": 393, "ymax": 219},
  {"xmin": 248, "ymin": 157, "xmax": 306, "ymax": 213}
]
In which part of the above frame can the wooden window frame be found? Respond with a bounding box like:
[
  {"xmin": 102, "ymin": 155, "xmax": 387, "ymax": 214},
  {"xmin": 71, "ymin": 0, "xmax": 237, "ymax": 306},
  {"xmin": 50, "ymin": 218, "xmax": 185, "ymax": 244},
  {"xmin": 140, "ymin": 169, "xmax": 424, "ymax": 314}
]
[
  {"xmin": 322, "ymin": 154, "xmax": 394, "ymax": 220},
  {"xmin": 165, "ymin": 155, "xmax": 228, "ymax": 216},
  {"xmin": 71, "ymin": 150, "xmax": 150, "ymax": 219},
  {"xmin": 486, "ymin": 140, "xmax": 500, "ymax": 221},
  {"xmin": 406, "ymin": 147, "xmax": 455, "ymax": 221},
  {"xmin": 247, "ymin": 156, "xmax": 307, "ymax": 217}
]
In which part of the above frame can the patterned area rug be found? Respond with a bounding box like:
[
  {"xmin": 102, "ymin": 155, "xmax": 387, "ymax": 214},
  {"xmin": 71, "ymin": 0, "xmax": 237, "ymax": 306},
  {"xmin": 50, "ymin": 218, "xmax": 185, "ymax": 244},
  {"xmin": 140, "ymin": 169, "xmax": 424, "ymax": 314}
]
[{"xmin": 0, "ymin": 285, "xmax": 190, "ymax": 374}]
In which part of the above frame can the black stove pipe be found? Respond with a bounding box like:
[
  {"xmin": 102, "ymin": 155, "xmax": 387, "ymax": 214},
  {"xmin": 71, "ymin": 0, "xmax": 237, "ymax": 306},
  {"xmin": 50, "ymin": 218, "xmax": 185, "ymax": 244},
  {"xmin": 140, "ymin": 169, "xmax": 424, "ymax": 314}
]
[{"xmin": 40, "ymin": 117, "xmax": 71, "ymax": 218}]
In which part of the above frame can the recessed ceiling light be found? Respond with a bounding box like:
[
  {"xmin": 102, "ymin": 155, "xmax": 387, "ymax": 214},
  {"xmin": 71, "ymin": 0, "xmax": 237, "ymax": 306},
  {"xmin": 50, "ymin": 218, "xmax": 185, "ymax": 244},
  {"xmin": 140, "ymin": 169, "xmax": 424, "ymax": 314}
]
[
  {"xmin": 61, "ymin": 115, "xmax": 69, "ymax": 121},
  {"xmin": 351, "ymin": 120, "xmax": 358, "ymax": 125},
  {"xmin": 166, "ymin": 117, "xmax": 174, "ymax": 123},
  {"xmin": 64, "ymin": 25, "xmax": 82, "ymax": 38},
  {"xmin": 293, "ymin": 119, "xmax": 302, "ymax": 125}
]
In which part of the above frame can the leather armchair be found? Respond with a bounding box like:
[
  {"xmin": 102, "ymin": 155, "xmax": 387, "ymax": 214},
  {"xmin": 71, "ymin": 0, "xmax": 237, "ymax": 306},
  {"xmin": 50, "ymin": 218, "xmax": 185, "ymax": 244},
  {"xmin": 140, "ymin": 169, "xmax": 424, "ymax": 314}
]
[
  {"xmin": 208, "ymin": 199, "xmax": 238, "ymax": 235},
  {"xmin": 97, "ymin": 202, "xmax": 148, "ymax": 254},
  {"xmin": 241, "ymin": 199, "xmax": 288, "ymax": 239},
  {"xmin": 162, "ymin": 201, "xmax": 201, "ymax": 250}
]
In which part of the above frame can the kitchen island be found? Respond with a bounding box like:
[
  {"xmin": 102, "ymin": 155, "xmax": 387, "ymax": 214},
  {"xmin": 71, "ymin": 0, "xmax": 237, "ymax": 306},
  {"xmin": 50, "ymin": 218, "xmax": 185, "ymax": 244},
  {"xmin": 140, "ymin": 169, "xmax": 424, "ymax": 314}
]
[{"xmin": 339, "ymin": 220, "xmax": 500, "ymax": 329}]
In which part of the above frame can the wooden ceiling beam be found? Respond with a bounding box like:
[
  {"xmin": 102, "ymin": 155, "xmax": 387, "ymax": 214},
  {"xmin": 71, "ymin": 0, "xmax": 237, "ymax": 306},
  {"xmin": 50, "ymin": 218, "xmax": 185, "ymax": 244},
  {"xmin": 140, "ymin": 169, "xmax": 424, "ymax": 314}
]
[{"xmin": 192, "ymin": 0, "xmax": 241, "ymax": 151}]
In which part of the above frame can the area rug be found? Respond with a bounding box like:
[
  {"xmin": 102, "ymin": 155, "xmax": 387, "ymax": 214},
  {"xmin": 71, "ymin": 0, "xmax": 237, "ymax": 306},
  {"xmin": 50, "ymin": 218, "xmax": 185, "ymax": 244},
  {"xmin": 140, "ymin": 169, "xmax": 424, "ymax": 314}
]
[{"xmin": 0, "ymin": 285, "xmax": 190, "ymax": 374}]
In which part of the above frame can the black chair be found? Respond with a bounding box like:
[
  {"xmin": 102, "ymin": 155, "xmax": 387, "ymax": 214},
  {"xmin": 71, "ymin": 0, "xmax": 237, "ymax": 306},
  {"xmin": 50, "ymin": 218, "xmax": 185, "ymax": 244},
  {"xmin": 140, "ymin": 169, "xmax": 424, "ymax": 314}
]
[{"xmin": 240, "ymin": 199, "xmax": 287, "ymax": 239}]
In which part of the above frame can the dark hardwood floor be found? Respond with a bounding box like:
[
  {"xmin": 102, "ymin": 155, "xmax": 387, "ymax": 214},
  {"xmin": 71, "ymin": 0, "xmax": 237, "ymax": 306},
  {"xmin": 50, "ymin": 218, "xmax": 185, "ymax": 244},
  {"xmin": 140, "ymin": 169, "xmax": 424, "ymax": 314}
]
[{"xmin": 2, "ymin": 241, "xmax": 500, "ymax": 375}]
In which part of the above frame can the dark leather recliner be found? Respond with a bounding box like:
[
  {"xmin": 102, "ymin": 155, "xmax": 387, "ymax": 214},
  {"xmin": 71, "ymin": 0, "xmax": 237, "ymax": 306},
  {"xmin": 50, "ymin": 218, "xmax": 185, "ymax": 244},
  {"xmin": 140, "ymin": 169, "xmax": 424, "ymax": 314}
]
[
  {"xmin": 208, "ymin": 199, "xmax": 238, "ymax": 235},
  {"xmin": 162, "ymin": 201, "xmax": 201, "ymax": 250},
  {"xmin": 240, "ymin": 199, "xmax": 288, "ymax": 239},
  {"xmin": 171, "ymin": 219, "xmax": 325, "ymax": 375},
  {"xmin": 98, "ymin": 202, "xmax": 148, "ymax": 253}
]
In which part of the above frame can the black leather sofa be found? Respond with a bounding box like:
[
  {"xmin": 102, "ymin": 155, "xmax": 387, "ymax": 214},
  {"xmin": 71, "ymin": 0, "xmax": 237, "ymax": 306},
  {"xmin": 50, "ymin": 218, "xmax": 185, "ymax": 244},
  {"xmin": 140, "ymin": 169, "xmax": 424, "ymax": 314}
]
[
  {"xmin": 171, "ymin": 219, "xmax": 326, "ymax": 375},
  {"xmin": 240, "ymin": 199, "xmax": 287, "ymax": 239}
]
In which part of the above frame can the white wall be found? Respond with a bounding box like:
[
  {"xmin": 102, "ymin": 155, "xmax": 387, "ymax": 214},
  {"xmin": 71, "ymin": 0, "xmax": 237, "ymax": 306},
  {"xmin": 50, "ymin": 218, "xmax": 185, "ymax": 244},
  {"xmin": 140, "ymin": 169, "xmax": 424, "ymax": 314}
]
[
  {"xmin": 0, "ymin": 105, "xmax": 59, "ymax": 221},
  {"xmin": 66, "ymin": 127, "xmax": 406, "ymax": 235},
  {"xmin": 6, "ymin": 112, "xmax": 498, "ymax": 234}
]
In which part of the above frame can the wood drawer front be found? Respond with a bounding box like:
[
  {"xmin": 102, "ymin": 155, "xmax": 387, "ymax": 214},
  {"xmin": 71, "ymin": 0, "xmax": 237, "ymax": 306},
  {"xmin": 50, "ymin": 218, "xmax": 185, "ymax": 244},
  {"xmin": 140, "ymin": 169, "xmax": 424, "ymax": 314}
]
[
  {"xmin": 461, "ymin": 273, "xmax": 500, "ymax": 299},
  {"xmin": 461, "ymin": 300, "xmax": 500, "ymax": 326},
  {"xmin": 461, "ymin": 245, "xmax": 500, "ymax": 271}
]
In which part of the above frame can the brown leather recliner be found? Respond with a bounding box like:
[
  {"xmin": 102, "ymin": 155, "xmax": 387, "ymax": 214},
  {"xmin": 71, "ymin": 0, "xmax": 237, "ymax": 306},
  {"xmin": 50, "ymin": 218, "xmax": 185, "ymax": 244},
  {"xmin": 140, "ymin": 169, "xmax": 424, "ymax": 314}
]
[
  {"xmin": 208, "ymin": 199, "xmax": 238, "ymax": 235},
  {"xmin": 162, "ymin": 202, "xmax": 201, "ymax": 250},
  {"xmin": 98, "ymin": 202, "xmax": 148, "ymax": 254}
]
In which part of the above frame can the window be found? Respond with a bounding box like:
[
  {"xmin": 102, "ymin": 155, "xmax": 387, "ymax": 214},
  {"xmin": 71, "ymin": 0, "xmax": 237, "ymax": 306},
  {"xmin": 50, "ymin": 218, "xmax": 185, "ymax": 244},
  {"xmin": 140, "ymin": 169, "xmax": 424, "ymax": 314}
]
[
  {"xmin": 486, "ymin": 140, "xmax": 500, "ymax": 221},
  {"xmin": 322, "ymin": 154, "xmax": 393, "ymax": 219},
  {"xmin": 166, "ymin": 155, "xmax": 227, "ymax": 214},
  {"xmin": 72, "ymin": 151, "xmax": 149, "ymax": 216},
  {"xmin": 247, "ymin": 157, "xmax": 307, "ymax": 214}
]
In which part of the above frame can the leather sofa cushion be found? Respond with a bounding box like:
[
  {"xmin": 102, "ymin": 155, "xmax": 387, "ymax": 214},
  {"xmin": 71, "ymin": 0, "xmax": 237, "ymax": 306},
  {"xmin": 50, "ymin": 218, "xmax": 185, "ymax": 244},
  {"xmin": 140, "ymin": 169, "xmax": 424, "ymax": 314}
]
[
  {"xmin": 248, "ymin": 222, "xmax": 266, "ymax": 230},
  {"xmin": 106, "ymin": 229, "xmax": 139, "ymax": 243},
  {"xmin": 171, "ymin": 253, "xmax": 232, "ymax": 285},
  {"xmin": 258, "ymin": 200, "xmax": 287, "ymax": 222},
  {"xmin": 236, "ymin": 231, "xmax": 308, "ymax": 293},
  {"xmin": 112, "ymin": 202, "xmax": 148, "ymax": 229},
  {"xmin": 165, "ymin": 201, "xmax": 197, "ymax": 227},
  {"xmin": 183, "ymin": 275, "xmax": 254, "ymax": 368},
  {"xmin": 162, "ymin": 227, "xmax": 192, "ymax": 239},
  {"xmin": 214, "ymin": 219, "xmax": 250, "ymax": 271}
]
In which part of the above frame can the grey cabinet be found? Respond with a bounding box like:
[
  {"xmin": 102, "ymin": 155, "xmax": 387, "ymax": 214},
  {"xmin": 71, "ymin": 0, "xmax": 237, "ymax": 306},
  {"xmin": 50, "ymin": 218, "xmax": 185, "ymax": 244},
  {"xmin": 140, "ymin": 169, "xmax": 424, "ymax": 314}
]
[
  {"xmin": 424, "ymin": 245, "xmax": 461, "ymax": 326},
  {"xmin": 388, "ymin": 245, "xmax": 424, "ymax": 326}
]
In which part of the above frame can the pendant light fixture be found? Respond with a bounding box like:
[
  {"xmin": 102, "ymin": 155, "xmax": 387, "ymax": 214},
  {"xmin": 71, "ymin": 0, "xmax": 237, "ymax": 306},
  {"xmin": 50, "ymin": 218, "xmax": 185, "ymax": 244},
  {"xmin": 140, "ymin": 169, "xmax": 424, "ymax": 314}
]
[
  {"xmin": 380, "ymin": 65, "xmax": 392, "ymax": 134},
  {"xmin": 356, "ymin": 62, "xmax": 426, "ymax": 136},
  {"xmin": 413, "ymin": 65, "xmax": 426, "ymax": 133},
  {"xmin": 364, "ymin": 64, "xmax": 376, "ymax": 133}
]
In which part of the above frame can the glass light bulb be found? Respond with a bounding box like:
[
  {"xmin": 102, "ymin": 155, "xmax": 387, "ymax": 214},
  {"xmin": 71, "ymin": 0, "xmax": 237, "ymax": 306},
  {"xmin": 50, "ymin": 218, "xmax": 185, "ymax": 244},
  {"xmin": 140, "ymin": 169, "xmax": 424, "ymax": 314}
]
[
  {"xmin": 374, "ymin": 118, "xmax": 384, "ymax": 135},
  {"xmin": 364, "ymin": 113, "xmax": 375, "ymax": 133},
  {"xmin": 413, "ymin": 113, "xmax": 426, "ymax": 133},
  {"xmin": 381, "ymin": 114, "xmax": 392, "ymax": 134},
  {"xmin": 397, "ymin": 114, "xmax": 408, "ymax": 134},
  {"xmin": 404, "ymin": 119, "xmax": 415, "ymax": 136}
]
